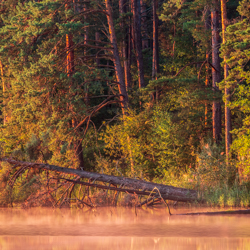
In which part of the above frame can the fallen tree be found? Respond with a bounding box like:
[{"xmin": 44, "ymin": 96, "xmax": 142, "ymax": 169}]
[
  {"xmin": 177, "ymin": 209, "xmax": 250, "ymax": 215},
  {"xmin": 0, "ymin": 158, "xmax": 199, "ymax": 206}
]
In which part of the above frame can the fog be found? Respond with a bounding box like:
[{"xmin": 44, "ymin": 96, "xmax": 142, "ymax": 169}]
[{"xmin": 0, "ymin": 207, "xmax": 250, "ymax": 249}]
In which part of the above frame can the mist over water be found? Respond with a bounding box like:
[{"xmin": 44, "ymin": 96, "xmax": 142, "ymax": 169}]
[{"xmin": 0, "ymin": 207, "xmax": 250, "ymax": 249}]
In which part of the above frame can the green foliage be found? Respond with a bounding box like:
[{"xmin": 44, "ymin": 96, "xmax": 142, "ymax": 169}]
[
  {"xmin": 0, "ymin": 162, "xmax": 12, "ymax": 206},
  {"xmin": 98, "ymin": 107, "xmax": 198, "ymax": 180},
  {"xmin": 220, "ymin": 0, "xmax": 250, "ymax": 176},
  {"xmin": 194, "ymin": 141, "xmax": 250, "ymax": 207},
  {"xmin": 0, "ymin": 0, "xmax": 114, "ymax": 170},
  {"xmin": 12, "ymin": 175, "xmax": 40, "ymax": 204},
  {"xmin": 196, "ymin": 141, "xmax": 227, "ymax": 189},
  {"xmin": 0, "ymin": 160, "xmax": 43, "ymax": 206},
  {"xmin": 0, "ymin": 0, "xmax": 249, "ymax": 208},
  {"xmin": 204, "ymin": 183, "xmax": 250, "ymax": 207}
]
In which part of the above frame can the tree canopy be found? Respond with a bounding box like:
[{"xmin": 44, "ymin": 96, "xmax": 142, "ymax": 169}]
[{"xmin": 0, "ymin": 0, "xmax": 250, "ymax": 207}]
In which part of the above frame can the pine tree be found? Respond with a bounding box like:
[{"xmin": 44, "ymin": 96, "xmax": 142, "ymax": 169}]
[
  {"xmin": 221, "ymin": 0, "xmax": 250, "ymax": 174},
  {"xmin": 0, "ymin": 0, "xmax": 121, "ymax": 169}
]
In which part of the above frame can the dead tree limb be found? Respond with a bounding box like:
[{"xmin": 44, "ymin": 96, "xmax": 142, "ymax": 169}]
[
  {"xmin": 177, "ymin": 209, "xmax": 250, "ymax": 216},
  {"xmin": 0, "ymin": 158, "xmax": 199, "ymax": 202}
]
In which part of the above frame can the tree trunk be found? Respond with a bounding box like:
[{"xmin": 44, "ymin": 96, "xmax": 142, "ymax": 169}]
[
  {"xmin": 125, "ymin": 0, "xmax": 132, "ymax": 90},
  {"xmin": 211, "ymin": 2, "xmax": 222, "ymax": 143},
  {"xmin": 1, "ymin": 158, "xmax": 199, "ymax": 202},
  {"xmin": 131, "ymin": 0, "xmax": 145, "ymax": 88},
  {"xmin": 141, "ymin": 0, "xmax": 148, "ymax": 49},
  {"xmin": 105, "ymin": 0, "xmax": 129, "ymax": 114},
  {"xmin": 119, "ymin": 0, "xmax": 130, "ymax": 90},
  {"xmin": 84, "ymin": 3, "xmax": 88, "ymax": 57},
  {"xmin": 119, "ymin": 0, "xmax": 125, "ymax": 56},
  {"xmin": 221, "ymin": 0, "xmax": 232, "ymax": 158},
  {"xmin": 152, "ymin": 0, "xmax": 159, "ymax": 80},
  {"xmin": 177, "ymin": 209, "xmax": 250, "ymax": 215},
  {"xmin": 205, "ymin": 11, "xmax": 210, "ymax": 127},
  {"xmin": 66, "ymin": 33, "xmax": 74, "ymax": 77}
]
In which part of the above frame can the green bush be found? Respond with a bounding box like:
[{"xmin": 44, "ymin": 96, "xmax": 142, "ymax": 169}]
[{"xmin": 98, "ymin": 107, "xmax": 196, "ymax": 180}]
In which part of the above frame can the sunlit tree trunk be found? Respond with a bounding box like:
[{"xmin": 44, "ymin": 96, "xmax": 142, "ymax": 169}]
[
  {"xmin": 105, "ymin": 0, "xmax": 129, "ymax": 114},
  {"xmin": 151, "ymin": 0, "xmax": 159, "ymax": 102},
  {"xmin": 119, "ymin": 0, "xmax": 125, "ymax": 56},
  {"xmin": 119, "ymin": 0, "xmax": 131, "ymax": 90},
  {"xmin": 125, "ymin": 0, "xmax": 132, "ymax": 90},
  {"xmin": 106, "ymin": 0, "xmax": 132, "ymax": 172},
  {"xmin": 221, "ymin": 0, "xmax": 232, "ymax": 158},
  {"xmin": 83, "ymin": 3, "xmax": 90, "ymax": 107},
  {"xmin": 131, "ymin": 0, "xmax": 145, "ymax": 88},
  {"xmin": 204, "ymin": 11, "xmax": 210, "ymax": 127},
  {"xmin": 66, "ymin": 34, "xmax": 74, "ymax": 77},
  {"xmin": 205, "ymin": 52, "xmax": 209, "ymax": 127},
  {"xmin": 211, "ymin": 1, "xmax": 222, "ymax": 143},
  {"xmin": 152, "ymin": 0, "xmax": 159, "ymax": 80}
]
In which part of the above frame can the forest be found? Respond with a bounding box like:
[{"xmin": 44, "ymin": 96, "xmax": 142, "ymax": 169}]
[{"xmin": 0, "ymin": 0, "xmax": 250, "ymax": 208}]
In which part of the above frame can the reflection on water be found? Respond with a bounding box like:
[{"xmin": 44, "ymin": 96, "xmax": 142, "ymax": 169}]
[
  {"xmin": 1, "ymin": 237, "xmax": 250, "ymax": 250},
  {"xmin": 0, "ymin": 207, "xmax": 250, "ymax": 249}
]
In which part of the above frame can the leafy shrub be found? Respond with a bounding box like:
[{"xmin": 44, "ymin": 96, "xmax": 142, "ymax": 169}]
[{"xmin": 98, "ymin": 107, "xmax": 196, "ymax": 180}]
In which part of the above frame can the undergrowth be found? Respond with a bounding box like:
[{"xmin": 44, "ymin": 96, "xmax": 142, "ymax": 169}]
[
  {"xmin": 0, "ymin": 139, "xmax": 249, "ymax": 208},
  {"xmin": 152, "ymin": 141, "xmax": 250, "ymax": 208}
]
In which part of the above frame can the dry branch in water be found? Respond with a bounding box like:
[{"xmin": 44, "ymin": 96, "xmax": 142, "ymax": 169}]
[{"xmin": 0, "ymin": 158, "xmax": 199, "ymax": 205}]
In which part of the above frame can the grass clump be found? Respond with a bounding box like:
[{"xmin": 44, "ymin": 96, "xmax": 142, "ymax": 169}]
[{"xmin": 195, "ymin": 142, "xmax": 250, "ymax": 208}]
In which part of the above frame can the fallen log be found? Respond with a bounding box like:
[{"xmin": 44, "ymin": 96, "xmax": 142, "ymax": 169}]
[
  {"xmin": 176, "ymin": 209, "xmax": 250, "ymax": 215},
  {"xmin": 0, "ymin": 158, "xmax": 199, "ymax": 202}
]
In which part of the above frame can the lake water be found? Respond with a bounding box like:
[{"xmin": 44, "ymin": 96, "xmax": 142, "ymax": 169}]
[{"xmin": 0, "ymin": 207, "xmax": 250, "ymax": 249}]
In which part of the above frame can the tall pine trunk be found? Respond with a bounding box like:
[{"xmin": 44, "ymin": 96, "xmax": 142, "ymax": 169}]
[
  {"xmin": 125, "ymin": 0, "xmax": 132, "ymax": 90},
  {"xmin": 141, "ymin": 0, "xmax": 148, "ymax": 49},
  {"xmin": 221, "ymin": 0, "xmax": 232, "ymax": 158},
  {"xmin": 152, "ymin": 0, "xmax": 159, "ymax": 80},
  {"xmin": 105, "ymin": 0, "xmax": 129, "ymax": 114},
  {"xmin": 119, "ymin": 0, "xmax": 131, "ymax": 90},
  {"xmin": 205, "ymin": 11, "xmax": 210, "ymax": 127},
  {"xmin": 106, "ymin": 0, "xmax": 133, "ymax": 171},
  {"xmin": 211, "ymin": 1, "xmax": 222, "ymax": 143},
  {"xmin": 131, "ymin": 0, "xmax": 145, "ymax": 88}
]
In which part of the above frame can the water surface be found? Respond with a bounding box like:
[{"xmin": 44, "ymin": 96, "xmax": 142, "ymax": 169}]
[{"xmin": 0, "ymin": 207, "xmax": 250, "ymax": 249}]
